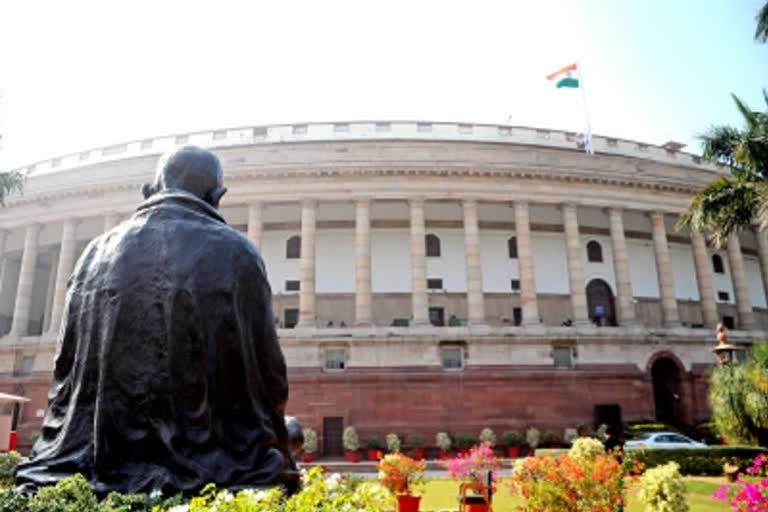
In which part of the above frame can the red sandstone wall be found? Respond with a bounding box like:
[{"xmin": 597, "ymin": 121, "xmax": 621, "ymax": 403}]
[{"xmin": 1, "ymin": 365, "xmax": 711, "ymax": 456}]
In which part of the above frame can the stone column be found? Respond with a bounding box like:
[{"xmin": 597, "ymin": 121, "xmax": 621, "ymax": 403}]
[
  {"xmin": 607, "ymin": 208, "xmax": 636, "ymax": 325},
  {"xmin": 650, "ymin": 211, "xmax": 680, "ymax": 327},
  {"xmin": 0, "ymin": 230, "xmax": 7, "ymax": 288},
  {"xmin": 247, "ymin": 202, "xmax": 264, "ymax": 249},
  {"xmin": 754, "ymin": 228, "xmax": 768, "ymax": 310},
  {"xmin": 49, "ymin": 219, "xmax": 79, "ymax": 335},
  {"xmin": 297, "ymin": 199, "xmax": 316, "ymax": 327},
  {"xmin": 9, "ymin": 224, "xmax": 40, "ymax": 338},
  {"xmin": 410, "ymin": 198, "xmax": 429, "ymax": 325},
  {"xmin": 562, "ymin": 204, "xmax": 589, "ymax": 325},
  {"xmin": 514, "ymin": 201, "xmax": 539, "ymax": 325},
  {"xmin": 42, "ymin": 249, "xmax": 59, "ymax": 332},
  {"xmin": 463, "ymin": 200, "xmax": 485, "ymax": 325},
  {"xmin": 690, "ymin": 231, "xmax": 718, "ymax": 328},
  {"xmin": 354, "ymin": 199, "xmax": 373, "ymax": 326},
  {"xmin": 726, "ymin": 234, "xmax": 755, "ymax": 329},
  {"xmin": 103, "ymin": 213, "xmax": 120, "ymax": 232}
]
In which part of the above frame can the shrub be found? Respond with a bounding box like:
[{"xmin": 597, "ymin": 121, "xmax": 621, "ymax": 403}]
[
  {"xmin": 636, "ymin": 462, "xmax": 688, "ymax": 512},
  {"xmin": 478, "ymin": 428, "xmax": 496, "ymax": 447},
  {"xmin": 363, "ymin": 435, "xmax": 383, "ymax": 450},
  {"xmin": 510, "ymin": 449, "xmax": 624, "ymax": 511},
  {"xmin": 627, "ymin": 422, "xmax": 675, "ymax": 436},
  {"xmin": 454, "ymin": 432, "xmax": 476, "ymax": 450},
  {"xmin": 435, "ymin": 432, "xmax": 451, "ymax": 451},
  {"xmin": 712, "ymin": 453, "xmax": 768, "ymax": 510},
  {"xmin": 343, "ymin": 426, "xmax": 359, "ymax": 452},
  {"xmin": 0, "ymin": 451, "xmax": 23, "ymax": 487},
  {"xmin": 540, "ymin": 432, "xmax": 562, "ymax": 446},
  {"xmin": 568, "ymin": 437, "xmax": 605, "ymax": 462},
  {"xmin": 626, "ymin": 445, "xmax": 768, "ymax": 475},
  {"xmin": 302, "ymin": 427, "xmax": 318, "ymax": 454},
  {"xmin": 386, "ymin": 433, "xmax": 401, "ymax": 453},
  {"xmin": 405, "ymin": 434, "xmax": 424, "ymax": 450},
  {"xmin": 526, "ymin": 427, "xmax": 540, "ymax": 449},
  {"xmin": 501, "ymin": 430, "xmax": 523, "ymax": 447},
  {"xmin": 563, "ymin": 428, "xmax": 578, "ymax": 446}
]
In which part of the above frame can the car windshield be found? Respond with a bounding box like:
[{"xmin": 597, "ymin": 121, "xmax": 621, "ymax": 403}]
[{"xmin": 633, "ymin": 432, "xmax": 654, "ymax": 440}]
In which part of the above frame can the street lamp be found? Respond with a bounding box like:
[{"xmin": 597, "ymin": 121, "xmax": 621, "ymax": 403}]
[{"xmin": 712, "ymin": 322, "xmax": 742, "ymax": 365}]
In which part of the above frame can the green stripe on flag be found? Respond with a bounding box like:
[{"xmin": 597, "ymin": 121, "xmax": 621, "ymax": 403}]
[{"xmin": 556, "ymin": 77, "xmax": 579, "ymax": 88}]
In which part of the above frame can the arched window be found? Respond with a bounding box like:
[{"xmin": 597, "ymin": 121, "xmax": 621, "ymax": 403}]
[
  {"xmin": 586, "ymin": 241, "xmax": 603, "ymax": 262},
  {"xmin": 508, "ymin": 237, "xmax": 518, "ymax": 259},
  {"xmin": 712, "ymin": 254, "xmax": 725, "ymax": 274},
  {"xmin": 286, "ymin": 235, "xmax": 301, "ymax": 259},
  {"xmin": 425, "ymin": 234, "xmax": 441, "ymax": 257}
]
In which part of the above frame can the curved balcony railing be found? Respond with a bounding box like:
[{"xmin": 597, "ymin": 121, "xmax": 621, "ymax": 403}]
[{"xmin": 13, "ymin": 121, "xmax": 721, "ymax": 177}]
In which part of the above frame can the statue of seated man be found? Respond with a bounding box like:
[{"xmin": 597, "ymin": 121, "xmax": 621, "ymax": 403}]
[{"xmin": 16, "ymin": 146, "xmax": 298, "ymax": 496}]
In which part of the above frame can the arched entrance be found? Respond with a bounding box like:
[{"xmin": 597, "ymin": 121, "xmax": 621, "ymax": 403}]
[
  {"xmin": 586, "ymin": 279, "xmax": 616, "ymax": 326},
  {"xmin": 651, "ymin": 357, "xmax": 683, "ymax": 425}
]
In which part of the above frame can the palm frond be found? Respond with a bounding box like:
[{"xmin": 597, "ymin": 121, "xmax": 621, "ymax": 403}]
[
  {"xmin": 676, "ymin": 175, "xmax": 762, "ymax": 247},
  {"xmin": 756, "ymin": 0, "xmax": 768, "ymax": 42}
]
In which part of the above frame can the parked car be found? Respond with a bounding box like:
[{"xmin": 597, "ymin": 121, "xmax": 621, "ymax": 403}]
[{"xmin": 625, "ymin": 432, "xmax": 707, "ymax": 450}]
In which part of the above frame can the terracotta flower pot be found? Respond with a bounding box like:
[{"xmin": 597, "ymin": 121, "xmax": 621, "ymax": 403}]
[
  {"xmin": 344, "ymin": 451, "xmax": 360, "ymax": 463},
  {"xmin": 301, "ymin": 452, "xmax": 316, "ymax": 463},
  {"xmin": 507, "ymin": 446, "xmax": 520, "ymax": 457},
  {"xmin": 396, "ymin": 494, "xmax": 421, "ymax": 512},
  {"xmin": 438, "ymin": 449, "xmax": 450, "ymax": 460},
  {"xmin": 411, "ymin": 448, "xmax": 424, "ymax": 460},
  {"xmin": 367, "ymin": 449, "xmax": 381, "ymax": 461}
]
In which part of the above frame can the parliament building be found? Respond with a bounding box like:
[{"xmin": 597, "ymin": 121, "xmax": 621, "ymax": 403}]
[{"xmin": 0, "ymin": 121, "xmax": 761, "ymax": 455}]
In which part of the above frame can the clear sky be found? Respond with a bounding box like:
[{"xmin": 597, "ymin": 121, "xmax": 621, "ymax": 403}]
[{"xmin": 0, "ymin": 0, "xmax": 766, "ymax": 169}]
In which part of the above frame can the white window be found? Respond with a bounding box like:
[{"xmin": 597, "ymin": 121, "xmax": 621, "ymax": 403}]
[
  {"xmin": 324, "ymin": 349, "xmax": 346, "ymax": 371},
  {"xmin": 213, "ymin": 130, "xmax": 227, "ymax": 140},
  {"xmin": 292, "ymin": 124, "xmax": 308, "ymax": 135},
  {"xmin": 553, "ymin": 347, "xmax": 573, "ymax": 369},
  {"xmin": 441, "ymin": 347, "xmax": 463, "ymax": 370}
]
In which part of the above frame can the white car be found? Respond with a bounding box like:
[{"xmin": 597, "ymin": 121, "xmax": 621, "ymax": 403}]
[{"xmin": 625, "ymin": 432, "xmax": 707, "ymax": 450}]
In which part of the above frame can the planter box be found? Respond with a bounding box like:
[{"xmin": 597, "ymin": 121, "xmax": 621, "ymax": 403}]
[
  {"xmin": 344, "ymin": 451, "xmax": 361, "ymax": 463},
  {"xmin": 396, "ymin": 494, "xmax": 421, "ymax": 512},
  {"xmin": 411, "ymin": 448, "xmax": 424, "ymax": 460},
  {"xmin": 367, "ymin": 449, "xmax": 382, "ymax": 461},
  {"xmin": 506, "ymin": 446, "xmax": 520, "ymax": 458},
  {"xmin": 301, "ymin": 453, "xmax": 316, "ymax": 463}
]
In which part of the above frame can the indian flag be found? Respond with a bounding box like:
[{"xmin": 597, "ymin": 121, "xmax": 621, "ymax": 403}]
[{"xmin": 546, "ymin": 63, "xmax": 579, "ymax": 89}]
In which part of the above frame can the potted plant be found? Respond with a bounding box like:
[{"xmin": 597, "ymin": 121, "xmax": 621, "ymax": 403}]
[
  {"xmin": 526, "ymin": 427, "xmax": 540, "ymax": 455},
  {"xmin": 436, "ymin": 432, "xmax": 452, "ymax": 459},
  {"xmin": 540, "ymin": 431, "xmax": 562, "ymax": 448},
  {"xmin": 301, "ymin": 427, "xmax": 318, "ymax": 462},
  {"xmin": 441, "ymin": 441, "xmax": 501, "ymax": 512},
  {"xmin": 455, "ymin": 432, "xmax": 476, "ymax": 455},
  {"xmin": 364, "ymin": 435, "xmax": 384, "ymax": 461},
  {"xmin": 563, "ymin": 427, "xmax": 579, "ymax": 447},
  {"xmin": 478, "ymin": 428, "xmax": 496, "ymax": 449},
  {"xmin": 386, "ymin": 432, "xmax": 401, "ymax": 453},
  {"xmin": 378, "ymin": 452, "xmax": 426, "ymax": 512},
  {"xmin": 406, "ymin": 434, "xmax": 425, "ymax": 460},
  {"xmin": 501, "ymin": 430, "xmax": 523, "ymax": 457},
  {"xmin": 343, "ymin": 426, "xmax": 360, "ymax": 462}
]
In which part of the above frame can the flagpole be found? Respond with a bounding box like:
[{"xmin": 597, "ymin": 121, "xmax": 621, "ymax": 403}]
[{"xmin": 576, "ymin": 60, "xmax": 593, "ymax": 155}]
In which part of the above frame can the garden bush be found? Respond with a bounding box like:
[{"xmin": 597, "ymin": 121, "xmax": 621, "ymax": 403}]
[
  {"xmin": 386, "ymin": 433, "xmax": 401, "ymax": 453},
  {"xmin": 405, "ymin": 433, "xmax": 424, "ymax": 450},
  {"xmin": 525, "ymin": 427, "xmax": 540, "ymax": 449},
  {"xmin": 501, "ymin": 430, "xmax": 523, "ymax": 447},
  {"xmin": 363, "ymin": 435, "xmax": 383, "ymax": 451},
  {"xmin": 0, "ymin": 452, "xmax": 23, "ymax": 487},
  {"xmin": 435, "ymin": 432, "xmax": 451, "ymax": 451},
  {"xmin": 626, "ymin": 445, "xmax": 768, "ymax": 475},
  {"xmin": 478, "ymin": 427, "xmax": 496, "ymax": 447},
  {"xmin": 0, "ymin": 467, "xmax": 392, "ymax": 512},
  {"xmin": 636, "ymin": 462, "xmax": 688, "ymax": 512}
]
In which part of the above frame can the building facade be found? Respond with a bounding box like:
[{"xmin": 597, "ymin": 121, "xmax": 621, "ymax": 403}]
[{"xmin": 0, "ymin": 121, "xmax": 763, "ymax": 454}]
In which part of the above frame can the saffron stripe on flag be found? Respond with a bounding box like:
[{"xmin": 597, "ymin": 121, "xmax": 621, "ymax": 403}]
[{"xmin": 546, "ymin": 63, "xmax": 577, "ymax": 81}]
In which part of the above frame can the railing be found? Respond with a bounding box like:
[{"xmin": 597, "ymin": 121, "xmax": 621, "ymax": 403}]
[{"xmin": 14, "ymin": 121, "xmax": 722, "ymax": 177}]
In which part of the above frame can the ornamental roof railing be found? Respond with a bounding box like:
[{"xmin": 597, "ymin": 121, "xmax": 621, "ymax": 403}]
[{"xmin": 13, "ymin": 121, "xmax": 721, "ymax": 177}]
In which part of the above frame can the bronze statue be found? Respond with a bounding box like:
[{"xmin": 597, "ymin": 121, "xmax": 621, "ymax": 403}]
[{"xmin": 16, "ymin": 146, "xmax": 298, "ymax": 495}]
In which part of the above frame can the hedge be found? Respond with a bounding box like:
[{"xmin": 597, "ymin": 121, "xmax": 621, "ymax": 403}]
[{"xmin": 625, "ymin": 446, "xmax": 768, "ymax": 476}]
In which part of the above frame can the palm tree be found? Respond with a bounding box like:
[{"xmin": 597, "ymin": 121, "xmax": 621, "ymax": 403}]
[
  {"xmin": 676, "ymin": 92, "xmax": 768, "ymax": 246},
  {"xmin": 0, "ymin": 171, "xmax": 24, "ymax": 206},
  {"xmin": 757, "ymin": 0, "xmax": 768, "ymax": 42}
]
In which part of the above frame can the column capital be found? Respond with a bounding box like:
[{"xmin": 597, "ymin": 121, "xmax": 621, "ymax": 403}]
[
  {"xmin": 301, "ymin": 198, "xmax": 317, "ymax": 209},
  {"xmin": 354, "ymin": 197, "xmax": 374, "ymax": 206},
  {"xmin": 408, "ymin": 197, "xmax": 425, "ymax": 208},
  {"xmin": 512, "ymin": 199, "xmax": 530, "ymax": 209},
  {"xmin": 604, "ymin": 206, "xmax": 624, "ymax": 216}
]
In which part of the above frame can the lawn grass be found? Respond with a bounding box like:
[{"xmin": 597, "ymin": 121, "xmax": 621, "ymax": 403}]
[{"xmin": 416, "ymin": 476, "xmax": 737, "ymax": 512}]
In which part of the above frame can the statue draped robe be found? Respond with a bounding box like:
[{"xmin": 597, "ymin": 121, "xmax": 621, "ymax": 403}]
[{"xmin": 16, "ymin": 191, "xmax": 293, "ymax": 495}]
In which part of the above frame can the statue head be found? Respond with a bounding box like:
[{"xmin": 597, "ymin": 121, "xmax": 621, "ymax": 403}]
[{"xmin": 143, "ymin": 146, "xmax": 227, "ymax": 208}]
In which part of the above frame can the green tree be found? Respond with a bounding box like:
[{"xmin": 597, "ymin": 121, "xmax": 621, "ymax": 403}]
[
  {"xmin": 676, "ymin": 92, "xmax": 768, "ymax": 246},
  {"xmin": 709, "ymin": 342, "xmax": 768, "ymax": 447},
  {"xmin": 0, "ymin": 170, "xmax": 24, "ymax": 206}
]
